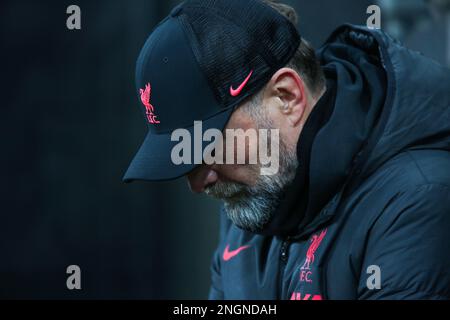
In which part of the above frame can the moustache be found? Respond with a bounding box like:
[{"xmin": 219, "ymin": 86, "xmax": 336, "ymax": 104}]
[{"xmin": 204, "ymin": 181, "xmax": 252, "ymax": 201}]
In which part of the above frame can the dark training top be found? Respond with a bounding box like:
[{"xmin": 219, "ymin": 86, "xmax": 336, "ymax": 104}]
[{"xmin": 209, "ymin": 25, "xmax": 450, "ymax": 300}]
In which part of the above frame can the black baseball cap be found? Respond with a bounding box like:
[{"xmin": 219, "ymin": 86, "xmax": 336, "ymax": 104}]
[{"xmin": 123, "ymin": 0, "xmax": 300, "ymax": 182}]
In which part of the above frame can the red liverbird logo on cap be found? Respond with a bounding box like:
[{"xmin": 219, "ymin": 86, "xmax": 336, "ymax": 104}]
[{"xmin": 139, "ymin": 83, "xmax": 160, "ymax": 124}]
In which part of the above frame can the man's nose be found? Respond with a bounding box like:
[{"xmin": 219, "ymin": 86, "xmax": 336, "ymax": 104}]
[{"xmin": 187, "ymin": 166, "xmax": 218, "ymax": 193}]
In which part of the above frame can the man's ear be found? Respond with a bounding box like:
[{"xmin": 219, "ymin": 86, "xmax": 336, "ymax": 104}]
[{"xmin": 264, "ymin": 67, "xmax": 309, "ymax": 127}]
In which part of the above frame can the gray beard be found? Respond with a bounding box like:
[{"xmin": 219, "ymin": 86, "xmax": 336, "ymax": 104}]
[{"xmin": 205, "ymin": 138, "xmax": 298, "ymax": 232}]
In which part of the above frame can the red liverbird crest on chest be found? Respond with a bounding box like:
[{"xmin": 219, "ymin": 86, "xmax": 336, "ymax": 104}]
[{"xmin": 301, "ymin": 229, "xmax": 327, "ymax": 271}]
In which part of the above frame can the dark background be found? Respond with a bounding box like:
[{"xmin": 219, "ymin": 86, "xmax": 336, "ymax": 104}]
[{"xmin": 1, "ymin": 0, "xmax": 448, "ymax": 299}]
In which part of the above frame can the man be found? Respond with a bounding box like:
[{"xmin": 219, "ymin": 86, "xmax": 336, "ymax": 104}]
[{"xmin": 124, "ymin": 0, "xmax": 450, "ymax": 299}]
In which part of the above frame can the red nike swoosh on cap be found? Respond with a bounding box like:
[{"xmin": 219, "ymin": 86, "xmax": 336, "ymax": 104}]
[
  {"xmin": 223, "ymin": 244, "xmax": 251, "ymax": 261},
  {"xmin": 229, "ymin": 70, "xmax": 253, "ymax": 97}
]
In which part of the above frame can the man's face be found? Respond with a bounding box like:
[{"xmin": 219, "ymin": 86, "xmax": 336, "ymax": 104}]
[{"xmin": 187, "ymin": 68, "xmax": 314, "ymax": 232}]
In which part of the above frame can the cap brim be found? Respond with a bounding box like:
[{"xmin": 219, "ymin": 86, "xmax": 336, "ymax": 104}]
[{"xmin": 123, "ymin": 107, "xmax": 234, "ymax": 182}]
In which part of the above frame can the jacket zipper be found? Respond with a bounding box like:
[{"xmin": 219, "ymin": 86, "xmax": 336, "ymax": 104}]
[{"xmin": 278, "ymin": 236, "xmax": 291, "ymax": 299}]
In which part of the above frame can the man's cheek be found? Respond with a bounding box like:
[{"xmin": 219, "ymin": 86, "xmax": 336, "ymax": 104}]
[{"xmin": 260, "ymin": 129, "xmax": 280, "ymax": 176}]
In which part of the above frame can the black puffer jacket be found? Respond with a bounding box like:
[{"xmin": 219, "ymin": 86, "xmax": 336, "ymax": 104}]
[{"xmin": 208, "ymin": 25, "xmax": 450, "ymax": 300}]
